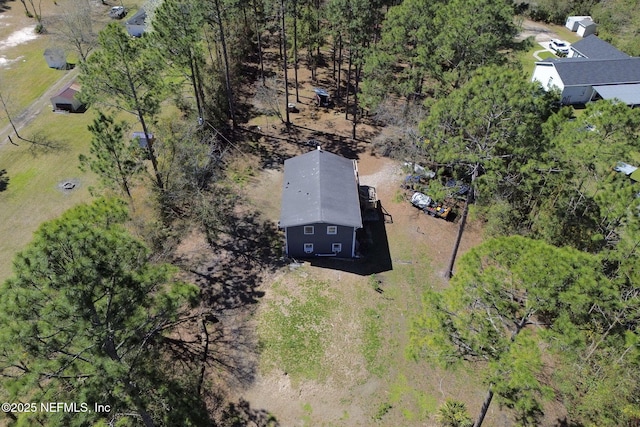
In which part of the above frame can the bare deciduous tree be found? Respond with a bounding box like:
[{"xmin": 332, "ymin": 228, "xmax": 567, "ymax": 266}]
[
  {"xmin": 252, "ymin": 77, "xmax": 284, "ymax": 123},
  {"xmin": 52, "ymin": 0, "xmax": 97, "ymax": 62}
]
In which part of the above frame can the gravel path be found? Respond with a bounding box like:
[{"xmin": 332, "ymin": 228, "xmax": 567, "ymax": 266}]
[{"xmin": 358, "ymin": 158, "xmax": 402, "ymax": 189}]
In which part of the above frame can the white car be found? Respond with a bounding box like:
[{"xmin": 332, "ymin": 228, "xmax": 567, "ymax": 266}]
[
  {"xmin": 109, "ymin": 6, "xmax": 126, "ymax": 19},
  {"xmin": 550, "ymin": 39, "xmax": 570, "ymax": 55}
]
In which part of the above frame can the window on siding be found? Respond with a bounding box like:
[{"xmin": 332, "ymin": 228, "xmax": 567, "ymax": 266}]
[
  {"xmin": 332, "ymin": 243, "xmax": 342, "ymax": 253},
  {"xmin": 304, "ymin": 243, "xmax": 314, "ymax": 253},
  {"xmin": 304, "ymin": 226, "xmax": 314, "ymax": 235},
  {"xmin": 327, "ymin": 226, "xmax": 337, "ymax": 235}
]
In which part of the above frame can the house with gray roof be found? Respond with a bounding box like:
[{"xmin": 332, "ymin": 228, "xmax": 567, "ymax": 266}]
[
  {"xmin": 279, "ymin": 148, "xmax": 362, "ymax": 258},
  {"xmin": 568, "ymin": 35, "xmax": 629, "ymax": 59},
  {"xmin": 126, "ymin": 8, "xmax": 147, "ymax": 37},
  {"xmin": 532, "ymin": 56, "xmax": 640, "ymax": 105}
]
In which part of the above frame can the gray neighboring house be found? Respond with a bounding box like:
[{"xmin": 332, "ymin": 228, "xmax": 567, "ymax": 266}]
[
  {"xmin": 576, "ymin": 19, "xmax": 597, "ymax": 37},
  {"xmin": 565, "ymin": 15, "xmax": 592, "ymax": 31},
  {"xmin": 279, "ymin": 148, "xmax": 362, "ymax": 258},
  {"xmin": 126, "ymin": 8, "xmax": 146, "ymax": 37}
]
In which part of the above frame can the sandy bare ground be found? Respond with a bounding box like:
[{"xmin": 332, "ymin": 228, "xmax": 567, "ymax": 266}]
[{"xmin": 518, "ymin": 18, "xmax": 562, "ymax": 43}]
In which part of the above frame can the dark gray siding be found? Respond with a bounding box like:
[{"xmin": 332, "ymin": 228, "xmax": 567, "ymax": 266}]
[{"xmin": 285, "ymin": 223, "xmax": 355, "ymax": 258}]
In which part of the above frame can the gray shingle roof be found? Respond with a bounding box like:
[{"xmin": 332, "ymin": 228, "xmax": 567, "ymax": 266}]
[
  {"xmin": 126, "ymin": 8, "xmax": 146, "ymax": 26},
  {"xmin": 280, "ymin": 149, "xmax": 362, "ymax": 228},
  {"xmin": 570, "ymin": 35, "xmax": 629, "ymax": 59},
  {"xmin": 540, "ymin": 57, "xmax": 640, "ymax": 86}
]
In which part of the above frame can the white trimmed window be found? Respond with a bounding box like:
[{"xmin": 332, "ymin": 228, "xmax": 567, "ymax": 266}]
[
  {"xmin": 332, "ymin": 243, "xmax": 342, "ymax": 253},
  {"xmin": 304, "ymin": 226, "xmax": 314, "ymax": 235},
  {"xmin": 327, "ymin": 226, "xmax": 337, "ymax": 235},
  {"xmin": 304, "ymin": 243, "xmax": 314, "ymax": 253}
]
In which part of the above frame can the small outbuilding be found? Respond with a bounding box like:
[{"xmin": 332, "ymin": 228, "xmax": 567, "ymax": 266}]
[
  {"xmin": 566, "ymin": 16, "xmax": 593, "ymax": 31},
  {"xmin": 576, "ymin": 19, "xmax": 597, "ymax": 37},
  {"xmin": 50, "ymin": 81, "xmax": 85, "ymax": 113},
  {"xmin": 615, "ymin": 162, "xmax": 638, "ymax": 176},
  {"xmin": 126, "ymin": 8, "xmax": 147, "ymax": 37},
  {"xmin": 43, "ymin": 48, "xmax": 67, "ymax": 69},
  {"xmin": 131, "ymin": 131, "xmax": 154, "ymax": 148},
  {"xmin": 313, "ymin": 88, "xmax": 332, "ymax": 107},
  {"xmin": 279, "ymin": 148, "xmax": 362, "ymax": 258}
]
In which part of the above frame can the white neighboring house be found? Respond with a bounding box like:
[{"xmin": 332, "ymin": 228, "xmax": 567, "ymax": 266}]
[
  {"xmin": 126, "ymin": 8, "xmax": 146, "ymax": 37},
  {"xmin": 533, "ymin": 36, "xmax": 640, "ymax": 106},
  {"xmin": 532, "ymin": 57, "xmax": 640, "ymax": 105}
]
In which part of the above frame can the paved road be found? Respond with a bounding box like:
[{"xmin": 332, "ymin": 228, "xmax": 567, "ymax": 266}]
[{"xmin": 0, "ymin": 68, "xmax": 79, "ymax": 149}]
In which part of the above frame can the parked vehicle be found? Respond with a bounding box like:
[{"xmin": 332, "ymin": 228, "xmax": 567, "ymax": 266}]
[
  {"xmin": 109, "ymin": 6, "xmax": 126, "ymax": 19},
  {"xmin": 550, "ymin": 39, "xmax": 570, "ymax": 55}
]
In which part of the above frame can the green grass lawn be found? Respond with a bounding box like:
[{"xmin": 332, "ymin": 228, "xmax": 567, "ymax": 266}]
[
  {"xmin": 0, "ymin": 110, "xmax": 97, "ymax": 282},
  {"xmin": 0, "ymin": 38, "xmax": 69, "ymax": 120},
  {"xmin": 0, "ymin": 0, "xmax": 149, "ymax": 282},
  {"xmin": 538, "ymin": 50, "xmax": 554, "ymax": 60}
]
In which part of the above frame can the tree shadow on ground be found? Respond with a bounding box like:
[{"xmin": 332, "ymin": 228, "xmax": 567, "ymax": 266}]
[
  {"xmin": 172, "ymin": 208, "xmax": 286, "ymax": 389},
  {"xmin": 192, "ymin": 210, "xmax": 285, "ymax": 311},
  {"xmin": 164, "ymin": 311, "xmax": 259, "ymax": 390},
  {"xmin": 238, "ymin": 122, "xmax": 367, "ymax": 170},
  {"xmin": 0, "ymin": 169, "xmax": 8, "ymax": 192},
  {"xmin": 0, "ymin": 0, "xmax": 10, "ymax": 13},
  {"xmin": 218, "ymin": 398, "xmax": 279, "ymax": 426},
  {"xmin": 19, "ymin": 133, "xmax": 69, "ymax": 156}
]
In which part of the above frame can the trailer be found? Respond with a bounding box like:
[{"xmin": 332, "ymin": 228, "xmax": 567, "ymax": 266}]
[{"xmin": 410, "ymin": 192, "xmax": 451, "ymax": 220}]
